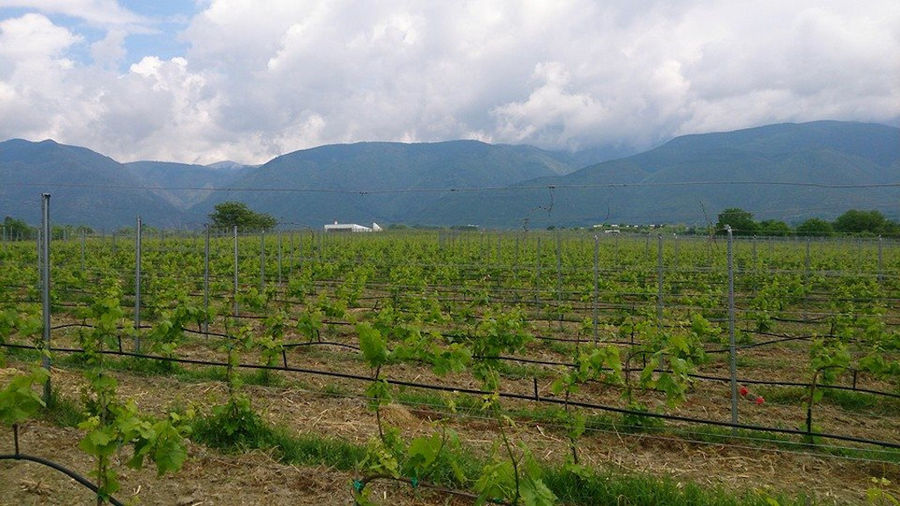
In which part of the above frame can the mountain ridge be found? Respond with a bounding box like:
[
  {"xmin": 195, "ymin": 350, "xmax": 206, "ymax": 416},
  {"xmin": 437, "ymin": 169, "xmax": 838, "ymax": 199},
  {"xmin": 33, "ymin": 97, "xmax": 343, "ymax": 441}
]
[{"xmin": 2, "ymin": 120, "xmax": 897, "ymax": 228}]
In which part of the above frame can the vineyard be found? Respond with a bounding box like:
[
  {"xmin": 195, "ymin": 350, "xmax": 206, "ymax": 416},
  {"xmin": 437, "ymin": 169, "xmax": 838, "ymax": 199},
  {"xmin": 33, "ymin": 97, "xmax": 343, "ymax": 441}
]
[{"xmin": 1, "ymin": 227, "xmax": 898, "ymax": 505}]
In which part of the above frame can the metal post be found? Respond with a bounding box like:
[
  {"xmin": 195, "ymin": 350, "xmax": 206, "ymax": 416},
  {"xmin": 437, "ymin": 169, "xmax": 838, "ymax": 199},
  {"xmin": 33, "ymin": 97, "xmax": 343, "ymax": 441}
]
[
  {"xmin": 803, "ymin": 237, "xmax": 811, "ymax": 317},
  {"xmin": 593, "ymin": 235, "xmax": 599, "ymax": 342},
  {"xmin": 877, "ymin": 236, "xmax": 883, "ymax": 285},
  {"xmin": 656, "ymin": 234, "xmax": 663, "ymax": 329},
  {"xmin": 556, "ymin": 232, "xmax": 563, "ymax": 331},
  {"xmin": 80, "ymin": 229, "xmax": 86, "ymax": 272},
  {"xmin": 233, "ymin": 226, "xmax": 239, "ymax": 317},
  {"xmin": 134, "ymin": 217, "xmax": 142, "ymax": 352},
  {"xmin": 535, "ymin": 237, "xmax": 541, "ymax": 306},
  {"xmin": 40, "ymin": 194, "xmax": 51, "ymax": 403},
  {"xmin": 36, "ymin": 227, "xmax": 42, "ymax": 293},
  {"xmin": 203, "ymin": 224, "xmax": 210, "ymax": 335},
  {"xmin": 726, "ymin": 226, "xmax": 738, "ymax": 429}
]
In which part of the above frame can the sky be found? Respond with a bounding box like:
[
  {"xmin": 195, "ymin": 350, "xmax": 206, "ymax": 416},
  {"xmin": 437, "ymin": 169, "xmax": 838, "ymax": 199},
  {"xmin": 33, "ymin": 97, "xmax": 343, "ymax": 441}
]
[{"xmin": 0, "ymin": 1, "xmax": 898, "ymax": 165}]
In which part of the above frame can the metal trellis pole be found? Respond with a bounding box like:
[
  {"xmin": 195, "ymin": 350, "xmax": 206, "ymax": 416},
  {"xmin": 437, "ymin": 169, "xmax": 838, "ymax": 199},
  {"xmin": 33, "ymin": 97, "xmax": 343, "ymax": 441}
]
[
  {"xmin": 593, "ymin": 235, "xmax": 599, "ymax": 342},
  {"xmin": 203, "ymin": 224, "xmax": 210, "ymax": 335},
  {"xmin": 656, "ymin": 234, "xmax": 664, "ymax": 329},
  {"xmin": 726, "ymin": 226, "xmax": 738, "ymax": 429},
  {"xmin": 233, "ymin": 226, "xmax": 239, "ymax": 317},
  {"xmin": 40, "ymin": 193, "xmax": 51, "ymax": 404},
  {"xmin": 134, "ymin": 216, "xmax": 142, "ymax": 352}
]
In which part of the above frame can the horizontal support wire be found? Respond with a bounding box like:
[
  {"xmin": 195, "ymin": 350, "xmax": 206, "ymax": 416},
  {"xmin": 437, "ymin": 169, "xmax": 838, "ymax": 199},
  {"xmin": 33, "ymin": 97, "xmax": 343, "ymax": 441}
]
[{"xmin": 2, "ymin": 342, "xmax": 897, "ymax": 450}]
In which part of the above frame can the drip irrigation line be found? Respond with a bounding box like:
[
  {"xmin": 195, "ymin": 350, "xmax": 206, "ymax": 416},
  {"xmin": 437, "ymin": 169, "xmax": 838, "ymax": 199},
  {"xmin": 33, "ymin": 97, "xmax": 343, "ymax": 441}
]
[
  {"xmin": 25, "ymin": 318, "xmax": 900, "ymax": 399},
  {"xmin": 4, "ymin": 342, "xmax": 898, "ymax": 450},
  {"xmin": 307, "ymin": 385, "xmax": 900, "ymax": 462},
  {"xmin": 0, "ymin": 452, "xmax": 124, "ymax": 506}
]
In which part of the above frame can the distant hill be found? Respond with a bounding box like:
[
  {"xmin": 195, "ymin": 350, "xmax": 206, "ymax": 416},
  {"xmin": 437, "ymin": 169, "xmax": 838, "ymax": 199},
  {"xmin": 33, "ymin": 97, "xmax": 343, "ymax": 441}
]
[
  {"xmin": 411, "ymin": 121, "xmax": 900, "ymax": 227},
  {"xmin": 0, "ymin": 139, "xmax": 185, "ymax": 229},
  {"xmin": 124, "ymin": 161, "xmax": 250, "ymax": 209},
  {"xmin": 192, "ymin": 140, "xmax": 578, "ymax": 226},
  {"xmin": 2, "ymin": 121, "xmax": 897, "ymax": 229}
]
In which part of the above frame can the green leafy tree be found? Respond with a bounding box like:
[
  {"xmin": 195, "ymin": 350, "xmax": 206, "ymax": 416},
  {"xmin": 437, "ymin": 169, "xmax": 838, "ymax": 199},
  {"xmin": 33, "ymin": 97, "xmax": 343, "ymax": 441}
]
[
  {"xmin": 715, "ymin": 208, "xmax": 757, "ymax": 236},
  {"xmin": 757, "ymin": 219, "xmax": 791, "ymax": 237},
  {"xmin": 796, "ymin": 218, "xmax": 834, "ymax": 237},
  {"xmin": 833, "ymin": 209, "xmax": 892, "ymax": 235},
  {"xmin": 208, "ymin": 201, "xmax": 277, "ymax": 232},
  {"xmin": 2, "ymin": 216, "xmax": 32, "ymax": 240}
]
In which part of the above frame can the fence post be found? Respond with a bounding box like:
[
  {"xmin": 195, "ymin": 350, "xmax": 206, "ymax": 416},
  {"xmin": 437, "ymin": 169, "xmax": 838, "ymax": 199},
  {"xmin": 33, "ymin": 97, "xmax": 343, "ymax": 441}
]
[
  {"xmin": 593, "ymin": 235, "xmax": 599, "ymax": 342},
  {"xmin": 803, "ymin": 237, "xmax": 811, "ymax": 318},
  {"xmin": 233, "ymin": 226, "xmax": 239, "ymax": 317},
  {"xmin": 726, "ymin": 226, "xmax": 738, "ymax": 430},
  {"xmin": 134, "ymin": 216, "xmax": 142, "ymax": 352},
  {"xmin": 40, "ymin": 193, "xmax": 52, "ymax": 404},
  {"xmin": 36, "ymin": 227, "xmax": 42, "ymax": 293},
  {"xmin": 877, "ymin": 236, "xmax": 883, "ymax": 285},
  {"xmin": 535, "ymin": 237, "xmax": 541, "ymax": 307},
  {"xmin": 656, "ymin": 234, "xmax": 664, "ymax": 329},
  {"xmin": 203, "ymin": 224, "xmax": 210, "ymax": 335},
  {"xmin": 556, "ymin": 232, "xmax": 563, "ymax": 331}
]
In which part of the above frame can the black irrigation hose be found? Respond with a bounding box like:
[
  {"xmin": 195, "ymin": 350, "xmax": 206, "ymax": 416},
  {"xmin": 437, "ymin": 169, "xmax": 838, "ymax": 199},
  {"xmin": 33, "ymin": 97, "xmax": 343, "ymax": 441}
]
[
  {"xmin": 38, "ymin": 321, "xmax": 900, "ymax": 399},
  {"xmin": 4, "ymin": 342, "xmax": 898, "ymax": 450},
  {"xmin": 0, "ymin": 452, "xmax": 125, "ymax": 506}
]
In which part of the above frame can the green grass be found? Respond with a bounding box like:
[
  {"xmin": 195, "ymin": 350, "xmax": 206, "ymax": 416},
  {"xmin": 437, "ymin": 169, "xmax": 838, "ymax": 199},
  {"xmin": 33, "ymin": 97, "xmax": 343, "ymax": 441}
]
[
  {"xmin": 543, "ymin": 468, "xmax": 810, "ymax": 506},
  {"xmin": 42, "ymin": 387, "xmax": 84, "ymax": 427},
  {"xmin": 756, "ymin": 385, "xmax": 900, "ymax": 415},
  {"xmin": 188, "ymin": 397, "xmax": 812, "ymax": 505}
]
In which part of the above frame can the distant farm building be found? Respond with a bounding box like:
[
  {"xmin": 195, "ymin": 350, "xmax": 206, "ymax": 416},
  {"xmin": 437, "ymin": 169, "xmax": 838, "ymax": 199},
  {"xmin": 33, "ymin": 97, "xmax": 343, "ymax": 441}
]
[{"xmin": 324, "ymin": 221, "xmax": 383, "ymax": 233}]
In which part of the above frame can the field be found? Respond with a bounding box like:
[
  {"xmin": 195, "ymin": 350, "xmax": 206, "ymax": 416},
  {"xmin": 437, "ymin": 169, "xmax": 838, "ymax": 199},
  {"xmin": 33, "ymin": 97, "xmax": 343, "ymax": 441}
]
[{"xmin": 1, "ymin": 229, "xmax": 898, "ymax": 505}]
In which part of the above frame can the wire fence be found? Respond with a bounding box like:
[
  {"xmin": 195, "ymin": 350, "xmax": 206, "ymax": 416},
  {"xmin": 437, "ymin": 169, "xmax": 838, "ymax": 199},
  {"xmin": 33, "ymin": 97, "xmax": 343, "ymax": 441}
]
[{"xmin": 1, "ymin": 213, "xmax": 898, "ymax": 468}]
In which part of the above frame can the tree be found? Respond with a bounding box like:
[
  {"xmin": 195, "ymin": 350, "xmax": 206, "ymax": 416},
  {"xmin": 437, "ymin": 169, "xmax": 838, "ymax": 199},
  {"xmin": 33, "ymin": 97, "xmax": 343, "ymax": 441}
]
[
  {"xmin": 758, "ymin": 219, "xmax": 791, "ymax": 237},
  {"xmin": 833, "ymin": 209, "xmax": 891, "ymax": 235},
  {"xmin": 2, "ymin": 216, "xmax": 32, "ymax": 240},
  {"xmin": 716, "ymin": 208, "xmax": 757, "ymax": 236},
  {"xmin": 796, "ymin": 218, "xmax": 834, "ymax": 237},
  {"xmin": 209, "ymin": 201, "xmax": 277, "ymax": 232}
]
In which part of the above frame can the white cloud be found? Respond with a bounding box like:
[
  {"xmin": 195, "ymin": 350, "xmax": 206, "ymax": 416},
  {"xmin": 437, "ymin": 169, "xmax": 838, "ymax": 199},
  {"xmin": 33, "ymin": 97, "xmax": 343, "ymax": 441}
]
[{"xmin": 0, "ymin": 0, "xmax": 897, "ymax": 164}]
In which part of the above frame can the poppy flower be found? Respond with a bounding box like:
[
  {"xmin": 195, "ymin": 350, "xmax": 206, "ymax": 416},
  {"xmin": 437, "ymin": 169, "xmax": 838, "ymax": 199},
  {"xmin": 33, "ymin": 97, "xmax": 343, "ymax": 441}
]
[
  {"xmin": 755, "ymin": 396, "xmax": 764, "ymax": 405},
  {"xmin": 739, "ymin": 386, "xmax": 748, "ymax": 397}
]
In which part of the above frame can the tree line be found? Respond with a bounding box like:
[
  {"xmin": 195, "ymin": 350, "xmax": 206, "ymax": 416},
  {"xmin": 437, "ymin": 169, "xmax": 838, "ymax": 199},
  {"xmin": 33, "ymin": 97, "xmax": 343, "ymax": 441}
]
[{"xmin": 715, "ymin": 208, "xmax": 900, "ymax": 237}]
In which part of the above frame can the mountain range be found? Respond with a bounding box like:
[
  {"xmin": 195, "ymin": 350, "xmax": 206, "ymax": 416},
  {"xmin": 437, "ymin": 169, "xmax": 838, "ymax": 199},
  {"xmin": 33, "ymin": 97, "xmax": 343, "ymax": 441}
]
[{"xmin": 1, "ymin": 121, "xmax": 897, "ymax": 229}]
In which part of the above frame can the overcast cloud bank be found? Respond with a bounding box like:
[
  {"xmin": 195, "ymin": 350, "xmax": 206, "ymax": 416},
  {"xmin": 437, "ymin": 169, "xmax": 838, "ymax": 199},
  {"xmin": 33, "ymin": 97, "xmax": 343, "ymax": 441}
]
[{"xmin": 0, "ymin": 0, "xmax": 897, "ymax": 164}]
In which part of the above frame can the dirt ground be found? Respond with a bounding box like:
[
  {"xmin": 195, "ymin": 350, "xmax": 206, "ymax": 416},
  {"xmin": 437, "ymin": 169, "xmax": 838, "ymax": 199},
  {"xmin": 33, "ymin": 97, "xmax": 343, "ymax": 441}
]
[{"xmin": 1, "ymin": 351, "xmax": 897, "ymax": 506}]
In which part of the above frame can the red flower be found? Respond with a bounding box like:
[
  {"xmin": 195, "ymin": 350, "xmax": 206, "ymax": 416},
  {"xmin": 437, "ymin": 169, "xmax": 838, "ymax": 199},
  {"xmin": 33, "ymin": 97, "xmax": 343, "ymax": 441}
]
[
  {"xmin": 739, "ymin": 386, "xmax": 748, "ymax": 397},
  {"xmin": 755, "ymin": 396, "xmax": 764, "ymax": 405}
]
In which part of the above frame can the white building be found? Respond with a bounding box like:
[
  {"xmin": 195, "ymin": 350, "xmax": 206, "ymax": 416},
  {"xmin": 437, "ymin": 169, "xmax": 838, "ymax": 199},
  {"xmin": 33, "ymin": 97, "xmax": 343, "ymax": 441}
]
[{"xmin": 324, "ymin": 221, "xmax": 383, "ymax": 233}]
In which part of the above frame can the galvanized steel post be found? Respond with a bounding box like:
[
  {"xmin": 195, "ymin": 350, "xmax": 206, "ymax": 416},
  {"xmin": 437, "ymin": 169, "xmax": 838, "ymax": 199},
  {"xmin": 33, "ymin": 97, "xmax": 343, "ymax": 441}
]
[
  {"xmin": 726, "ymin": 226, "xmax": 738, "ymax": 429},
  {"xmin": 233, "ymin": 226, "xmax": 239, "ymax": 317},
  {"xmin": 134, "ymin": 216, "xmax": 142, "ymax": 352},
  {"xmin": 40, "ymin": 193, "xmax": 51, "ymax": 403},
  {"xmin": 203, "ymin": 224, "xmax": 210, "ymax": 335}
]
